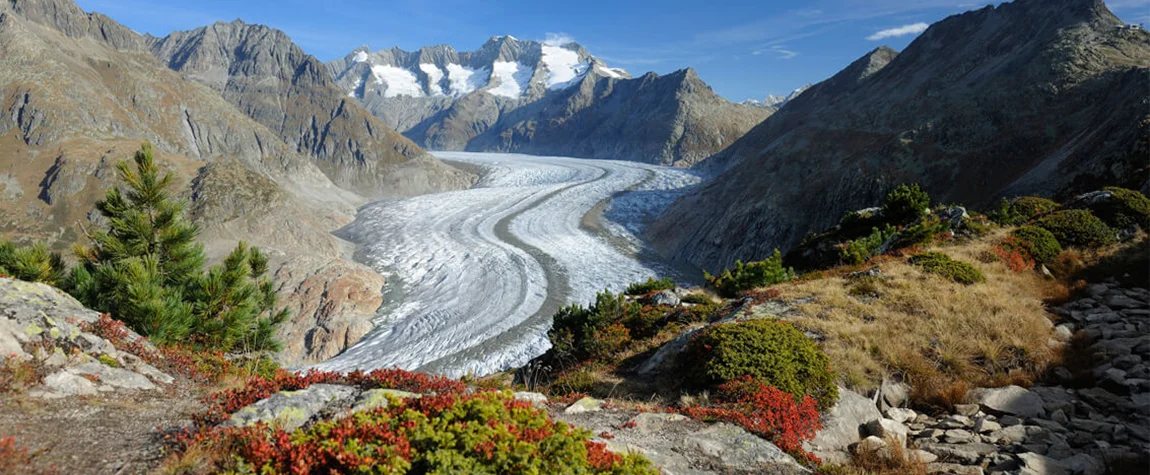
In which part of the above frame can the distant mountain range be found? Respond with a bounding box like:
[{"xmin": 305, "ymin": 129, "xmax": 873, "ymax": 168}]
[
  {"xmin": 328, "ymin": 38, "xmax": 771, "ymax": 166},
  {"xmin": 741, "ymin": 85, "xmax": 811, "ymax": 109},
  {"xmin": 650, "ymin": 0, "xmax": 1150, "ymax": 272}
]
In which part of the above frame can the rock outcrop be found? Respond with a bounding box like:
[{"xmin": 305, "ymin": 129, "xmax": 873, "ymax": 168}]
[
  {"xmin": 329, "ymin": 38, "xmax": 770, "ymax": 166},
  {"xmin": 651, "ymin": 0, "xmax": 1150, "ymax": 271},
  {"xmin": 0, "ymin": 278, "xmax": 173, "ymax": 398}
]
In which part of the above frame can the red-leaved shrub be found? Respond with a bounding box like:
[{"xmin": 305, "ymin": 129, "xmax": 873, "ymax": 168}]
[{"xmin": 681, "ymin": 377, "xmax": 822, "ymax": 464}]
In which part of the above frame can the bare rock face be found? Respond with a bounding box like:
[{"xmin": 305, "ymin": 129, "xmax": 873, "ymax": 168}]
[
  {"xmin": 273, "ymin": 257, "xmax": 386, "ymax": 365},
  {"xmin": 329, "ymin": 38, "xmax": 770, "ymax": 167},
  {"xmin": 146, "ymin": 20, "xmax": 475, "ymax": 198},
  {"xmin": 651, "ymin": 0, "xmax": 1150, "ymax": 271}
]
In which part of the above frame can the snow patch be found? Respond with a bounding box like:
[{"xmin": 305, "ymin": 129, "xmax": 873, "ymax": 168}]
[
  {"xmin": 353, "ymin": 51, "xmax": 369, "ymax": 63},
  {"xmin": 370, "ymin": 65, "xmax": 425, "ymax": 98},
  {"xmin": 596, "ymin": 66, "xmax": 625, "ymax": 79},
  {"xmin": 446, "ymin": 63, "xmax": 487, "ymax": 96},
  {"xmin": 419, "ymin": 63, "xmax": 445, "ymax": 96},
  {"xmin": 541, "ymin": 45, "xmax": 588, "ymax": 89},
  {"xmin": 487, "ymin": 61, "xmax": 531, "ymax": 98}
]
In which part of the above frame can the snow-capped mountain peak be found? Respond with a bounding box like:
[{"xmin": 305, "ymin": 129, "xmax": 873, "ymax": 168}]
[{"xmin": 329, "ymin": 37, "xmax": 630, "ymax": 101}]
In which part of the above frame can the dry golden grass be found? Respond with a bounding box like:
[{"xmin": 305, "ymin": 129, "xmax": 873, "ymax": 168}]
[
  {"xmin": 846, "ymin": 437, "xmax": 929, "ymax": 475},
  {"xmin": 774, "ymin": 231, "xmax": 1065, "ymax": 409}
]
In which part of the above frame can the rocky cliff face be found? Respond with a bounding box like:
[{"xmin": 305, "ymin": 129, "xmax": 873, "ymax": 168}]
[
  {"xmin": 147, "ymin": 21, "xmax": 474, "ymax": 198},
  {"xmin": 0, "ymin": 0, "xmax": 414, "ymax": 365},
  {"xmin": 329, "ymin": 37, "xmax": 770, "ymax": 166},
  {"xmin": 651, "ymin": 0, "xmax": 1150, "ymax": 270}
]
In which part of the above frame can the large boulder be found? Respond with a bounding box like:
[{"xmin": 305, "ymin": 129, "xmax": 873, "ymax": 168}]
[
  {"xmin": 969, "ymin": 386, "xmax": 1046, "ymax": 418},
  {"xmin": 225, "ymin": 384, "xmax": 357, "ymax": 431},
  {"xmin": 804, "ymin": 387, "xmax": 881, "ymax": 463},
  {"xmin": 684, "ymin": 423, "xmax": 806, "ymax": 473}
]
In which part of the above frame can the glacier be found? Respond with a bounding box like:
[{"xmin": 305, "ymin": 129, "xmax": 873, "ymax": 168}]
[{"xmin": 313, "ymin": 152, "xmax": 702, "ymax": 377}]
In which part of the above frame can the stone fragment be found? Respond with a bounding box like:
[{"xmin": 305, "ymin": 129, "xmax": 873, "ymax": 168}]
[{"xmin": 970, "ymin": 386, "xmax": 1045, "ymax": 418}]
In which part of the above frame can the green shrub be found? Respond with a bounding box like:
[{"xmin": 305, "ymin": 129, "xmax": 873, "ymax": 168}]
[
  {"xmin": 681, "ymin": 293, "xmax": 714, "ymax": 305},
  {"xmin": 0, "ymin": 242, "xmax": 66, "ymax": 286},
  {"xmin": 881, "ymin": 184, "xmax": 931, "ymax": 225},
  {"xmin": 1088, "ymin": 187, "xmax": 1150, "ymax": 230},
  {"xmin": 909, "ymin": 252, "xmax": 986, "ymax": 285},
  {"xmin": 548, "ymin": 291, "xmax": 640, "ymax": 362},
  {"xmin": 707, "ymin": 250, "xmax": 795, "ymax": 298},
  {"xmin": 839, "ymin": 225, "xmax": 896, "ymax": 266},
  {"xmin": 896, "ymin": 215, "xmax": 952, "ymax": 247},
  {"xmin": 1034, "ymin": 210, "xmax": 1117, "ymax": 248},
  {"xmin": 625, "ymin": 277, "xmax": 675, "ymax": 295},
  {"xmin": 203, "ymin": 391, "xmax": 656, "ymax": 474},
  {"xmin": 1009, "ymin": 226, "xmax": 1063, "ymax": 264},
  {"xmin": 989, "ymin": 196, "xmax": 1060, "ymax": 225},
  {"xmin": 685, "ymin": 319, "xmax": 838, "ymax": 409}
]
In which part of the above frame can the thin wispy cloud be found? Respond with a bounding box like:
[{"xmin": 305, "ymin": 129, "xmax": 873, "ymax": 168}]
[
  {"xmin": 753, "ymin": 45, "xmax": 798, "ymax": 59},
  {"xmin": 543, "ymin": 32, "xmax": 576, "ymax": 46},
  {"xmin": 866, "ymin": 22, "xmax": 929, "ymax": 40}
]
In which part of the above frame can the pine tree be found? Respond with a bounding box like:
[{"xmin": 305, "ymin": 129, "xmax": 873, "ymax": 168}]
[
  {"xmin": 68, "ymin": 143, "xmax": 288, "ymax": 351},
  {"xmin": 0, "ymin": 241, "xmax": 67, "ymax": 285}
]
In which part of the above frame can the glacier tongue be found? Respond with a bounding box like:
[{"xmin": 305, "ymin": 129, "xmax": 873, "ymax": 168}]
[{"xmin": 312, "ymin": 152, "xmax": 700, "ymax": 377}]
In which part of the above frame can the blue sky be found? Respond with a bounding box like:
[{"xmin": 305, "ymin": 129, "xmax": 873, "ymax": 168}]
[{"xmin": 76, "ymin": 0, "xmax": 1148, "ymax": 101}]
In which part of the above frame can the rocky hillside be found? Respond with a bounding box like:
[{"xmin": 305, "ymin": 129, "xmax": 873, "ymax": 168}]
[
  {"xmin": 0, "ymin": 0, "xmax": 440, "ymax": 365},
  {"xmin": 651, "ymin": 0, "xmax": 1150, "ymax": 270},
  {"xmin": 147, "ymin": 21, "xmax": 473, "ymax": 198},
  {"xmin": 329, "ymin": 37, "xmax": 771, "ymax": 166}
]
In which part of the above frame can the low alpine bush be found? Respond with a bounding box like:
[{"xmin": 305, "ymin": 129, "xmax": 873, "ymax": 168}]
[
  {"xmin": 1008, "ymin": 226, "xmax": 1063, "ymax": 265},
  {"xmin": 839, "ymin": 225, "xmax": 896, "ymax": 266},
  {"xmin": 1084, "ymin": 187, "xmax": 1150, "ymax": 230},
  {"xmin": 908, "ymin": 252, "xmax": 986, "ymax": 285},
  {"xmin": 707, "ymin": 250, "xmax": 795, "ymax": 298},
  {"xmin": 881, "ymin": 184, "xmax": 931, "ymax": 225},
  {"xmin": 178, "ymin": 391, "xmax": 656, "ymax": 474},
  {"xmin": 989, "ymin": 196, "xmax": 1060, "ymax": 225},
  {"xmin": 684, "ymin": 319, "xmax": 838, "ymax": 410},
  {"xmin": 625, "ymin": 277, "xmax": 675, "ymax": 296},
  {"xmin": 1034, "ymin": 210, "xmax": 1117, "ymax": 248}
]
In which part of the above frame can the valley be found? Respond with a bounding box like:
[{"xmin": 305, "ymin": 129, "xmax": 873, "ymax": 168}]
[{"xmin": 314, "ymin": 152, "xmax": 701, "ymax": 377}]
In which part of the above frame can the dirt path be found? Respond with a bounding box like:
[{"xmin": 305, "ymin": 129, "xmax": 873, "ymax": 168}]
[{"xmin": 0, "ymin": 387, "xmax": 204, "ymax": 474}]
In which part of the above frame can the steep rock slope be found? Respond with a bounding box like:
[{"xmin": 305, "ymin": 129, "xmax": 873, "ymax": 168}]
[
  {"xmin": 329, "ymin": 37, "xmax": 770, "ymax": 166},
  {"xmin": 147, "ymin": 21, "xmax": 474, "ymax": 198},
  {"xmin": 651, "ymin": 0, "xmax": 1150, "ymax": 270},
  {"xmin": 0, "ymin": 0, "xmax": 389, "ymax": 365}
]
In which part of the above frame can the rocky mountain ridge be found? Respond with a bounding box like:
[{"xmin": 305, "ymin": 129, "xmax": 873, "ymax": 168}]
[
  {"xmin": 146, "ymin": 20, "xmax": 474, "ymax": 198},
  {"xmin": 651, "ymin": 0, "xmax": 1150, "ymax": 270},
  {"xmin": 330, "ymin": 37, "xmax": 772, "ymax": 166}
]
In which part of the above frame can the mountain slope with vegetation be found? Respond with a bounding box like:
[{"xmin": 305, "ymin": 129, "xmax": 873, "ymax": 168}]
[{"xmin": 651, "ymin": 0, "xmax": 1150, "ymax": 271}]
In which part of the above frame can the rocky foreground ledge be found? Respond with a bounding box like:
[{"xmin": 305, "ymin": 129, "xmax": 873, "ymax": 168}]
[{"xmin": 0, "ymin": 276, "xmax": 1146, "ymax": 474}]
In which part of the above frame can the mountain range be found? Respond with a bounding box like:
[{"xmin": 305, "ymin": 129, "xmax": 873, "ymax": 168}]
[
  {"xmin": 0, "ymin": 0, "xmax": 474, "ymax": 365},
  {"xmin": 650, "ymin": 0, "xmax": 1150, "ymax": 271},
  {"xmin": 328, "ymin": 38, "xmax": 771, "ymax": 166}
]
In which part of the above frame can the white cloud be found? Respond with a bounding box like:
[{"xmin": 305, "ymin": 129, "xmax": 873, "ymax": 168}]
[
  {"xmin": 752, "ymin": 45, "xmax": 798, "ymax": 59},
  {"xmin": 866, "ymin": 22, "xmax": 930, "ymax": 40},
  {"xmin": 543, "ymin": 32, "xmax": 576, "ymax": 46}
]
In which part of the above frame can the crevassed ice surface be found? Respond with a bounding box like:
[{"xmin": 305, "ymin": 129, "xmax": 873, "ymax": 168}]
[{"xmin": 314, "ymin": 152, "xmax": 702, "ymax": 377}]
